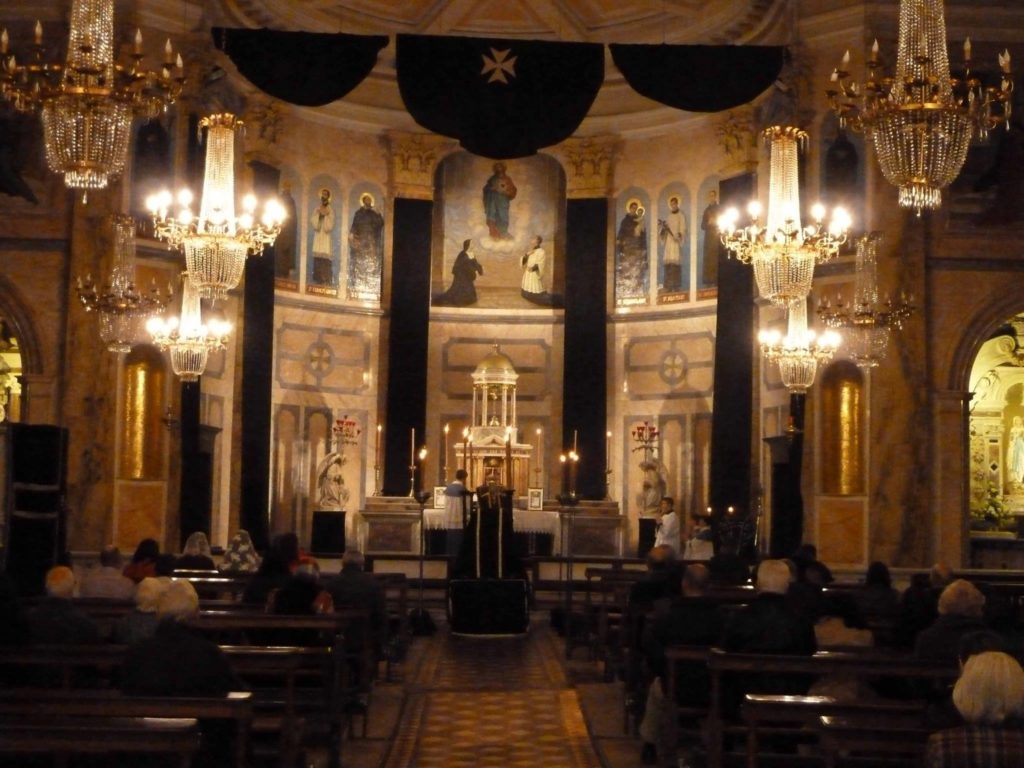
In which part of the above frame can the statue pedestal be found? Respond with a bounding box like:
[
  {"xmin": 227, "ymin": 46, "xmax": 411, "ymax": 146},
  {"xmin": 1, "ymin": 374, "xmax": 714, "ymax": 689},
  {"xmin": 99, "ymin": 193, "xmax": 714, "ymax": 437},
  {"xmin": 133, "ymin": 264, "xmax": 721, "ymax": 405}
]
[{"xmin": 310, "ymin": 510, "xmax": 346, "ymax": 556}]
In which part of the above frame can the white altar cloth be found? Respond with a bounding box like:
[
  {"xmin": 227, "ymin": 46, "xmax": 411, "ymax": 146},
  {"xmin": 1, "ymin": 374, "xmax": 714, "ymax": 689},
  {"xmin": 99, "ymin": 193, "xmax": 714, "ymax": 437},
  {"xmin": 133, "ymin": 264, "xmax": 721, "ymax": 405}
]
[{"xmin": 423, "ymin": 507, "xmax": 557, "ymax": 534}]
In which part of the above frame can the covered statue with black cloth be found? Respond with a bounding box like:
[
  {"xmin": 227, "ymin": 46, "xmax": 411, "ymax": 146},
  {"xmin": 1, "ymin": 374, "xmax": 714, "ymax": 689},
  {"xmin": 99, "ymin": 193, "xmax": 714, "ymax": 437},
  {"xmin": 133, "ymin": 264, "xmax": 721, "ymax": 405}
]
[{"xmin": 454, "ymin": 482, "xmax": 519, "ymax": 579}]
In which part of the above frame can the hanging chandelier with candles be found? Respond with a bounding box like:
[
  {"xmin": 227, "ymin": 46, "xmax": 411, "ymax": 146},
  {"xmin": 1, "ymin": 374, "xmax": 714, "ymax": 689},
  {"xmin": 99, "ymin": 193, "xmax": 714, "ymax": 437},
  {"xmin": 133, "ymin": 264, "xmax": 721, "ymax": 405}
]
[
  {"xmin": 826, "ymin": 0, "xmax": 1013, "ymax": 212},
  {"xmin": 760, "ymin": 299, "xmax": 841, "ymax": 393},
  {"xmin": 717, "ymin": 126, "xmax": 851, "ymax": 308},
  {"xmin": 0, "ymin": 0, "xmax": 184, "ymax": 194},
  {"xmin": 146, "ymin": 113, "xmax": 285, "ymax": 303},
  {"xmin": 817, "ymin": 233, "xmax": 915, "ymax": 369},
  {"xmin": 77, "ymin": 214, "xmax": 171, "ymax": 354},
  {"xmin": 146, "ymin": 274, "xmax": 231, "ymax": 382}
]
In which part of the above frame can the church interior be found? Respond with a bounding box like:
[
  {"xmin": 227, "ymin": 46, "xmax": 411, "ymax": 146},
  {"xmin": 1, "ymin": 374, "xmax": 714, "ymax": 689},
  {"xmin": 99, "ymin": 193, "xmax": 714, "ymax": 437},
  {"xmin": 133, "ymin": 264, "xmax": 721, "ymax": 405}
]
[{"xmin": 1, "ymin": 0, "xmax": 1024, "ymax": 765}]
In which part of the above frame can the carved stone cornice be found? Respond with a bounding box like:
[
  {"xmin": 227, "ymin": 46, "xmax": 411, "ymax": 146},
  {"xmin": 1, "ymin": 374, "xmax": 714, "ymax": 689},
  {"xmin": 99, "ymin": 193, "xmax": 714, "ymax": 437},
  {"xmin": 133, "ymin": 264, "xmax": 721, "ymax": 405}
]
[
  {"xmin": 549, "ymin": 135, "xmax": 620, "ymax": 199},
  {"xmin": 384, "ymin": 131, "xmax": 457, "ymax": 200}
]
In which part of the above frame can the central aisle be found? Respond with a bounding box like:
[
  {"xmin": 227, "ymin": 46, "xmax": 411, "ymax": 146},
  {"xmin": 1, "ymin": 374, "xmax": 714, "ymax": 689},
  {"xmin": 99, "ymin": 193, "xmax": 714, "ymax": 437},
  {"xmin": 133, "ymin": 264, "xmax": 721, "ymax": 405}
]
[{"xmin": 382, "ymin": 625, "xmax": 604, "ymax": 768}]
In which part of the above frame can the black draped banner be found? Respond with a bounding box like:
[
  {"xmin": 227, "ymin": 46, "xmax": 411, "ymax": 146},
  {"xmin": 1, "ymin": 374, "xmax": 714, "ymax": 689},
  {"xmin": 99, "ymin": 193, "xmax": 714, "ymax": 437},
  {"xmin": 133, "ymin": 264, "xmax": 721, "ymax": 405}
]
[
  {"xmin": 610, "ymin": 44, "xmax": 785, "ymax": 113},
  {"xmin": 213, "ymin": 28, "xmax": 387, "ymax": 107},
  {"xmin": 397, "ymin": 35, "xmax": 603, "ymax": 159},
  {"xmin": 383, "ymin": 198, "xmax": 432, "ymax": 496},
  {"xmin": 709, "ymin": 174, "xmax": 755, "ymax": 543},
  {"xmin": 564, "ymin": 198, "xmax": 608, "ymax": 499}
]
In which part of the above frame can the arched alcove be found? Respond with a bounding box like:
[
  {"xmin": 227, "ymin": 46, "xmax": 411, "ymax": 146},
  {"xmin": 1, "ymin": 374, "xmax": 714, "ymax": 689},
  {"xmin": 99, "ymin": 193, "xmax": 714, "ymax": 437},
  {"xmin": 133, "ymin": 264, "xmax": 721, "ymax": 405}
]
[
  {"xmin": 820, "ymin": 360, "xmax": 865, "ymax": 495},
  {"xmin": 120, "ymin": 345, "xmax": 167, "ymax": 480}
]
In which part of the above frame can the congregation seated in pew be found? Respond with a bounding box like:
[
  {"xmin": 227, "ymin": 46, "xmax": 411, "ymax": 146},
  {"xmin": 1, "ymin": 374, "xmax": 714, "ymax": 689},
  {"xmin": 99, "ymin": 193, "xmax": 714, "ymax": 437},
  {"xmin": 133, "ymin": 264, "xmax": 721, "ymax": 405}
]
[
  {"xmin": 176, "ymin": 531, "xmax": 217, "ymax": 572},
  {"xmin": 80, "ymin": 545, "xmax": 135, "ymax": 599},
  {"xmin": 26, "ymin": 566, "xmax": 100, "ymax": 646}
]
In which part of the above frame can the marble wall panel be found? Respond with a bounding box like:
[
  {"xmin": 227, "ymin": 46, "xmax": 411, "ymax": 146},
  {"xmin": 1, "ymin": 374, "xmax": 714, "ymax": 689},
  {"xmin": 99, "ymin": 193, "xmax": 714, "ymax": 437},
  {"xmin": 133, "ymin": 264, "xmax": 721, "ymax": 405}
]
[
  {"xmin": 276, "ymin": 322, "xmax": 371, "ymax": 395},
  {"xmin": 623, "ymin": 332, "xmax": 714, "ymax": 400},
  {"xmin": 113, "ymin": 481, "xmax": 166, "ymax": 551},
  {"xmin": 815, "ymin": 496, "xmax": 867, "ymax": 567}
]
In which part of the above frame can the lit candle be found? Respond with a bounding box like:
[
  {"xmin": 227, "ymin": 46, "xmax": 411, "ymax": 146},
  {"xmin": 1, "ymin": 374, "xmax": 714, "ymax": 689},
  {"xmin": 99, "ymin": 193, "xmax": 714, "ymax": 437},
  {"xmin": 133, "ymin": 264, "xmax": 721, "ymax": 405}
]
[
  {"xmin": 34, "ymin": 21, "xmax": 41, "ymax": 46},
  {"xmin": 841, "ymin": 49, "xmax": 850, "ymax": 68},
  {"xmin": 535, "ymin": 427, "xmax": 542, "ymax": 483},
  {"xmin": 560, "ymin": 454, "xmax": 568, "ymax": 496},
  {"xmin": 176, "ymin": 52, "xmax": 183, "ymax": 71},
  {"xmin": 1, "ymin": 29, "xmax": 9, "ymax": 54},
  {"xmin": 375, "ymin": 424, "xmax": 382, "ymax": 467},
  {"xmin": 134, "ymin": 28, "xmax": 142, "ymax": 55},
  {"xmin": 410, "ymin": 427, "xmax": 415, "ymax": 467},
  {"xmin": 963, "ymin": 37, "xmax": 971, "ymax": 62},
  {"xmin": 569, "ymin": 451, "xmax": 579, "ymax": 497},
  {"xmin": 605, "ymin": 430, "xmax": 612, "ymax": 472},
  {"xmin": 164, "ymin": 38, "xmax": 173, "ymax": 64},
  {"xmin": 573, "ymin": 429, "xmax": 578, "ymax": 454},
  {"xmin": 417, "ymin": 447, "xmax": 428, "ymax": 494},
  {"xmin": 870, "ymin": 38, "xmax": 879, "ymax": 63}
]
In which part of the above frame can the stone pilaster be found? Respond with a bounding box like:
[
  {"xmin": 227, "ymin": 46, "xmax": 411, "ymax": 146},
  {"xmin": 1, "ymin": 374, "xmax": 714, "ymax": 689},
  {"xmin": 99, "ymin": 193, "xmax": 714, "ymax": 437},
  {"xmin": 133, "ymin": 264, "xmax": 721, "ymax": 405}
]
[
  {"xmin": 384, "ymin": 131, "xmax": 457, "ymax": 200},
  {"xmin": 548, "ymin": 135, "xmax": 619, "ymax": 199}
]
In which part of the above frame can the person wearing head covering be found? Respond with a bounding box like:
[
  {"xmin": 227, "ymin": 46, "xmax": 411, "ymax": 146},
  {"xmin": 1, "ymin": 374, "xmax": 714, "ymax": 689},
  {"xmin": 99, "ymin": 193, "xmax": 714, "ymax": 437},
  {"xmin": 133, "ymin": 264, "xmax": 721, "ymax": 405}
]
[
  {"xmin": 80, "ymin": 545, "xmax": 136, "ymax": 599},
  {"xmin": 123, "ymin": 538, "xmax": 160, "ymax": 583},
  {"xmin": 176, "ymin": 531, "xmax": 216, "ymax": 571},
  {"xmin": 220, "ymin": 530, "xmax": 260, "ymax": 574},
  {"xmin": 113, "ymin": 577, "xmax": 167, "ymax": 645}
]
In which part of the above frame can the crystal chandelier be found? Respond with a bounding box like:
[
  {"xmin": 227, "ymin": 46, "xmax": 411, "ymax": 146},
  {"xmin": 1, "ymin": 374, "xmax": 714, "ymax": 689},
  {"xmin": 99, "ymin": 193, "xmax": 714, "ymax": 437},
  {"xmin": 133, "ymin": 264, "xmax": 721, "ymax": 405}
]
[
  {"xmin": 146, "ymin": 274, "xmax": 231, "ymax": 382},
  {"xmin": 0, "ymin": 0, "xmax": 184, "ymax": 194},
  {"xmin": 826, "ymin": 0, "xmax": 1013, "ymax": 212},
  {"xmin": 817, "ymin": 233, "xmax": 915, "ymax": 369},
  {"xmin": 760, "ymin": 300, "xmax": 841, "ymax": 392},
  {"xmin": 146, "ymin": 113, "xmax": 285, "ymax": 302},
  {"xmin": 77, "ymin": 214, "xmax": 171, "ymax": 354},
  {"xmin": 718, "ymin": 126, "xmax": 851, "ymax": 307}
]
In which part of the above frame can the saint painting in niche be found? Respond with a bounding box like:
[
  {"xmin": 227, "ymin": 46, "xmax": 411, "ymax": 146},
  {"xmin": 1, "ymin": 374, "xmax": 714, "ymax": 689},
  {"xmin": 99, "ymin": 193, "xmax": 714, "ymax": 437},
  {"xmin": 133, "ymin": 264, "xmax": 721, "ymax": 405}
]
[
  {"xmin": 434, "ymin": 238, "xmax": 483, "ymax": 307},
  {"xmin": 347, "ymin": 192, "xmax": 385, "ymax": 300},
  {"xmin": 699, "ymin": 189, "xmax": 721, "ymax": 291},
  {"xmin": 310, "ymin": 187, "xmax": 336, "ymax": 287},
  {"xmin": 615, "ymin": 198, "xmax": 648, "ymax": 304},
  {"xmin": 658, "ymin": 195, "xmax": 687, "ymax": 296},
  {"xmin": 482, "ymin": 162, "xmax": 517, "ymax": 239}
]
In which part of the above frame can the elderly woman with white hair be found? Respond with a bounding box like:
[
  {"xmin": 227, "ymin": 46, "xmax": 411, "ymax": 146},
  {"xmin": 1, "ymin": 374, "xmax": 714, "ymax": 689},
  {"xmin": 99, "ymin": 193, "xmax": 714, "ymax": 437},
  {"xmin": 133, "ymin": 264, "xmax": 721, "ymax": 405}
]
[
  {"xmin": 926, "ymin": 651, "xmax": 1024, "ymax": 766},
  {"xmin": 112, "ymin": 577, "xmax": 166, "ymax": 645}
]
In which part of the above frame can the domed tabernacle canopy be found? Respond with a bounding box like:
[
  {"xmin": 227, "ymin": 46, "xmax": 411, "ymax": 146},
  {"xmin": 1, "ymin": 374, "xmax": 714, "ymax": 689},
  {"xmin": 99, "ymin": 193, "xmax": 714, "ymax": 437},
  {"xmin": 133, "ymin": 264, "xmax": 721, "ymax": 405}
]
[{"xmin": 472, "ymin": 344, "xmax": 519, "ymax": 386}]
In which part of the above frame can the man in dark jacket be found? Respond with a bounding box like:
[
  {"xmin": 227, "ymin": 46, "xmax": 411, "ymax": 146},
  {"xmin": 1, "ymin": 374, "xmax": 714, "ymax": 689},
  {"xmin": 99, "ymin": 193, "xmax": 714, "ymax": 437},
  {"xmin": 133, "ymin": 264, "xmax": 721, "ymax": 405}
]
[
  {"xmin": 915, "ymin": 579, "xmax": 992, "ymax": 662},
  {"xmin": 325, "ymin": 550, "xmax": 386, "ymax": 693}
]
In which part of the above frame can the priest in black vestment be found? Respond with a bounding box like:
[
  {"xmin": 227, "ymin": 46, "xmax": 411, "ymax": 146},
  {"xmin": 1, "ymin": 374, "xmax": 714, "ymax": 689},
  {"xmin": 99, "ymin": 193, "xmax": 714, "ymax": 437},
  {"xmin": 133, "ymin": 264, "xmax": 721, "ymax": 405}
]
[{"xmin": 454, "ymin": 481, "xmax": 519, "ymax": 579}]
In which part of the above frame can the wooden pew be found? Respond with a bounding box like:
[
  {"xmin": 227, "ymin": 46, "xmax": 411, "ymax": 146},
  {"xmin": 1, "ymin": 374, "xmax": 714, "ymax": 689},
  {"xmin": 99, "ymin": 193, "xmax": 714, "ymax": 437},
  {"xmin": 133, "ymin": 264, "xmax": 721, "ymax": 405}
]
[
  {"xmin": 818, "ymin": 715, "xmax": 931, "ymax": 768},
  {"xmin": 0, "ymin": 717, "xmax": 200, "ymax": 767},
  {"xmin": 703, "ymin": 649, "xmax": 957, "ymax": 768},
  {"xmin": 374, "ymin": 572, "xmax": 410, "ymax": 680},
  {"xmin": 742, "ymin": 694, "xmax": 927, "ymax": 768},
  {"xmin": 0, "ymin": 689, "xmax": 257, "ymax": 768}
]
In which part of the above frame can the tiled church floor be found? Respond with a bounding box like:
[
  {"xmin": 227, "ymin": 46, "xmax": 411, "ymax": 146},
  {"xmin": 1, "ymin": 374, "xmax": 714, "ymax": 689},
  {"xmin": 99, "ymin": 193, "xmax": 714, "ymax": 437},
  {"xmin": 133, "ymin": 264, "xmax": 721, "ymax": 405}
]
[{"xmin": 342, "ymin": 612, "xmax": 646, "ymax": 768}]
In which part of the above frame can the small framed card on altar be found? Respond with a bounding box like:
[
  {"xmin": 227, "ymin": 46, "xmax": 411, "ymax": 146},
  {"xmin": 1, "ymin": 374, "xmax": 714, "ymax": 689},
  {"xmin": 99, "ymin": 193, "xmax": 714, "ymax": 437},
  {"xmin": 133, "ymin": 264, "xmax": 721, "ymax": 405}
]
[
  {"xmin": 527, "ymin": 488, "xmax": 544, "ymax": 510},
  {"xmin": 433, "ymin": 486, "xmax": 447, "ymax": 509}
]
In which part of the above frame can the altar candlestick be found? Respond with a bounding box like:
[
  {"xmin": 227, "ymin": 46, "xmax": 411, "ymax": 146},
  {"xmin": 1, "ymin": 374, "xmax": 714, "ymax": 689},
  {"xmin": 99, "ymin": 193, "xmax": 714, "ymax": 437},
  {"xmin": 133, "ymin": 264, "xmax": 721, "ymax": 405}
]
[
  {"xmin": 569, "ymin": 450, "xmax": 579, "ymax": 498},
  {"xmin": 442, "ymin": 423, "xmax": 449, "ymax": 484},
  {"xmin": 573, "ymin": 429, "xmax": 578, "ymax": 454},
  {"xmin": 559, "ymin": 454, "xmax": 567, "ymax": 496},
  {"xmin": 375, "ymin": 424, "xmax": 382, "ymax": 465},
  {"xmin": 605, "ymin": 430, "xmax": 611, "ymax": 472},
  {"xmin": 505, "ymin": 428, "xmax": 513, "ymax": 487}
]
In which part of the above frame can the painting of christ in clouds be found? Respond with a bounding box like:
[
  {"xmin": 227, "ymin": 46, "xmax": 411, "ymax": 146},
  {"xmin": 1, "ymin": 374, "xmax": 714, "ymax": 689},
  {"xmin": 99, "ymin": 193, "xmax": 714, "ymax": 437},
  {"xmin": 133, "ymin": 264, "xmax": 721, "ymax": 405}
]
[{"xmin": 431, "ymin": 152, "xmax": 566, "ymax": 310}]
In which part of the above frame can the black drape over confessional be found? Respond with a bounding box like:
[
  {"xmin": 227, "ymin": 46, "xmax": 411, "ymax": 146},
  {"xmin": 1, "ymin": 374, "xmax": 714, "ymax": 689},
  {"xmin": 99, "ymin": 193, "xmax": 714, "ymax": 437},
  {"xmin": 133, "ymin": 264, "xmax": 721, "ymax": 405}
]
[
  {"xmin": 563, "ymin": 198, "xmax": 608, "ymax": 499},
  {"xmin": 212, "ymin": 28, "xmax": 387, "ymax": 107},
  {"xmin": 178, "ymin": 381, "xmax": 205, "ymax": 546},
  {"xmin": 397, "ymin": 35, "xmax": 603, "ymax": 159},
  {"xmin": 238, "ymin": 162, "xmax": 279, "ymax": 551},
  {"xmin": 383, "ymin": 198, "xmax": 432, "ymax": 496},
  {"xmin": 766, "ymin": 394, "xmax": 805, "ymax": 558},
  {"xmin": 709, "ymin": 174, "xmax": 755, "ymax": 532},
  {"xmin": 609, "ymin": 44, "xmax": 786, "ymax": 113}
]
